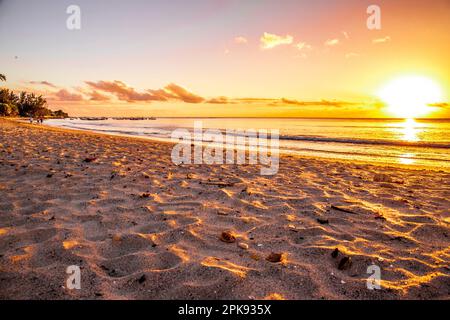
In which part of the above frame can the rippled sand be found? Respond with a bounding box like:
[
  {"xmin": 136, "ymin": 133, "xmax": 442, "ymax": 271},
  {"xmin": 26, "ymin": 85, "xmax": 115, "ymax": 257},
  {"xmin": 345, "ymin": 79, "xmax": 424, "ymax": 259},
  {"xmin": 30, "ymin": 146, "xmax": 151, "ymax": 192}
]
[{"xmin": 0, "ymin": 119, "xmax": 449, "ymax": 299}]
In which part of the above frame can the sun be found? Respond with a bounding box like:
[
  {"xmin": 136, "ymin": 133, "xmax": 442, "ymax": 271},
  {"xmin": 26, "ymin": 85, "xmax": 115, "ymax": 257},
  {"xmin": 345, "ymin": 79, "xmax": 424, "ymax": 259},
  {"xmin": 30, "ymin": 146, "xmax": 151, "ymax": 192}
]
[{"xmin": 377, "ymin": 76, "xmax": 443, "ymax": 118}]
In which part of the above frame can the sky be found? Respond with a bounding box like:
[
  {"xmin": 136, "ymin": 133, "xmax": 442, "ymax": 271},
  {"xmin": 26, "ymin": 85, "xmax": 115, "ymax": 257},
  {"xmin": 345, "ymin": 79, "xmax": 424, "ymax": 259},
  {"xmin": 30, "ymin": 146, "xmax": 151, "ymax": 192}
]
[{"xmin": 0, "ymin": 0, "xmax": 449, "ymax": 117}]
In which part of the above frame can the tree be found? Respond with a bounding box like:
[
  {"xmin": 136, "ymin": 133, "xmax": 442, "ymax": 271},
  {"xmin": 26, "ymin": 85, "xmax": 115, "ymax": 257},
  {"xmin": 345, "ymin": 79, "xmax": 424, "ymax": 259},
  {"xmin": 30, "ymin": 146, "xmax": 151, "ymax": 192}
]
[
  {"xmin": 0, "ymin": 103, "xmax": 19, "ymax": 116},
  {"xmin": 17, "ymin": 91, "xmax": 48, "ymax": 117},
  {"xmin": 0, "ymin": 74, "xmax": 70, "ymax": 118},
  {"xmin": 0, "ymin": 88, "xmax": 19, "ymax": 106},
  {"xmin": 52, "ymin": 109, "xmax": 69, "ymax": 118}
]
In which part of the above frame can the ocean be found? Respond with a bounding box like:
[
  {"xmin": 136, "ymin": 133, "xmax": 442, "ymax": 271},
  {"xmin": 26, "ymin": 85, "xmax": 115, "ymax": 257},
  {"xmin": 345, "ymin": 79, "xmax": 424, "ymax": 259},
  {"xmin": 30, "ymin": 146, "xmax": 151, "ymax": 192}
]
[{"xmin": 45, "ymin": 118, "xmax": 450, "ymax": 170}]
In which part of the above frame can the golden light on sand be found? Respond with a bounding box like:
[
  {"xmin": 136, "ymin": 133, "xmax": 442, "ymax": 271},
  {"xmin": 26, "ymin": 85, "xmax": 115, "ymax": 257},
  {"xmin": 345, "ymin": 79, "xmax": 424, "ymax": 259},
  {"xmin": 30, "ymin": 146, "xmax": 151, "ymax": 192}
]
[
  {"xmin": 377, "ymin": 76, "xmax": 443, "ymax": 118},
  {"xmin": 63, "ymin": 240, "xmax": 79, "ymax": 249},
  {"xmin": 201, "ymin": 256, "xmax": 252, "ymax": 278}
]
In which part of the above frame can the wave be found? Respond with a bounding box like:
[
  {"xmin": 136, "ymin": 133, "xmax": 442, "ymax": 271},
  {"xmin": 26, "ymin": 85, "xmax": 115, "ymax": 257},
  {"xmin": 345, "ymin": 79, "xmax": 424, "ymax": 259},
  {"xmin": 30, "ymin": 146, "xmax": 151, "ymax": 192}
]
[
  {"xmin": 277, "ymin": 135, "xmax": 450, "ymax": 149},
  {"xmin": 59, "ymin": 122, "xmax": 450, "ymax": 150}
]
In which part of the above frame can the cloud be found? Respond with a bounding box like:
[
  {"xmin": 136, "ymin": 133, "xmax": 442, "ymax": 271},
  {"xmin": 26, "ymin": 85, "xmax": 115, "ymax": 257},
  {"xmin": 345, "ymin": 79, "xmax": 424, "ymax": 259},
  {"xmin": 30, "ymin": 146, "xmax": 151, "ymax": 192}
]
[
  {"xmin": 234, "ymin": 36, "xmax": 248, "ymax": 44},
  {"xmin": 345, "ymin": 52, "xmax": 360, "ymax": 59},
  {"xmin": 85, "ymin": 80, "xmax": 204, "ymax": 104},
  {"xmin": 280, "ymin": 98, "xmax": 357, "ymax": 107},
  {"xmin": 260, "ymin": 32, "xmax": 293, "ymax": 49},
  {"xmin": 85, "ymin": 80, "xmax": 160, "ymax": 102},
  {"xmin": 428, "ymin": 102, "xmax": 449, "ymax": 108},
  {"xmin": 342, "ymin": 31, "xmax": 350, "ymax": 39},
  {"xmin": 324, "ymin": 39, "xmax": 339, "ymax": 46},
  {"xmin": 164, "ymin": 83, "xmax": 204, "ymax": 103},
  {"xmin": 295, "ymin": 42, "xmax": 312, "ymax": 51},
  {"xmin": 54, "ymin": 89, "xmax": 84, "ymax": 101},
  {"xmin": 206, "ymin": 96, "xmax": 232, "ymax": 104},
  {"xmin": 89, "ymin": 90, "xmax": 111, "ymax": 101},
  {"xmin": 372, "ymin": 36, "xmax": 391, "ymax": 44},
  {"xmin": 234, "ymin": 97, "xmax": 278, "ymax": 104},
  {"xmin": 29, "ymin": 81, "xmax": 57, "ymax": 88}
]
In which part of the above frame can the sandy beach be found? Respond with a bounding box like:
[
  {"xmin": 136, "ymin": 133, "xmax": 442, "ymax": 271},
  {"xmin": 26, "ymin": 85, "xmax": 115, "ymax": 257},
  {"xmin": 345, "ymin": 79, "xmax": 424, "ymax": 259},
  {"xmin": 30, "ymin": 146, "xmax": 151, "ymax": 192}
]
[{"xmin": 0, "ymin": 118, "xmax": 449, "ymax": 300}]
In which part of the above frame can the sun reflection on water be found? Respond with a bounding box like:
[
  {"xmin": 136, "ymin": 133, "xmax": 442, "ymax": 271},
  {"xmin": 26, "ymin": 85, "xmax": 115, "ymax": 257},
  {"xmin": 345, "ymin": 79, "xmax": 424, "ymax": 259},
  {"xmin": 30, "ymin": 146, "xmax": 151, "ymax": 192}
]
[
  {"xmin": 399, "ymin": 153, "xmax": 415, "ymax": 165},
  {"xmin": 396, "ymin": 119, "xmax": 422, "ymax": 165},
  {"xmin": 401, "ymin": 118, "xmax": 420, "ymax": 142}
]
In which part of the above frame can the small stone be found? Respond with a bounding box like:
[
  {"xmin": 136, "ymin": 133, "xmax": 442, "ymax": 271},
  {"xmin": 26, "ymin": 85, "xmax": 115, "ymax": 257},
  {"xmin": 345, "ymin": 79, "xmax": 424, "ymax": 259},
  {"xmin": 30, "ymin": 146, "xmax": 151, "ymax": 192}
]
[
  {"xmin": 340, "ymin": 280, "xmax": 346, "ymax": 284},
  {"xmin": 331, "ymin": 248, "xmax": 339, "ymax": 258},
  {"xmin": 338, "ymin": 256, "xmax": 352, "ymax": 270},
  {"xmin": 238, "ymin": 242, "xmax": 249, "ymax": 250},
  {"xmin": 46, "ymin": 173, "xmax": 53, "ymax": 178},
  {"xmin": 140, "ymin": 193, "xmax": 151, "ymax": 198},
  {"xmin": 317, "ymin": 218, "xmax": 329, "ymax": 225},
  {"xmin": 266, "ymin": 252, "xmax": 285, "ymax": 263},
  {"xmin": 219, "ymin": 231, "xmax": 236, "ymax": 243},
  {"xmin": 83, "ymin": 157, "xmax": 97, "ymax": 163},
  {"xmin": 373, "ymin": 173, "xmax": 392, "ymax": 183},
  {"xmin": 138, "ymin": 274, "xmax": 146, "ymax": 284}
]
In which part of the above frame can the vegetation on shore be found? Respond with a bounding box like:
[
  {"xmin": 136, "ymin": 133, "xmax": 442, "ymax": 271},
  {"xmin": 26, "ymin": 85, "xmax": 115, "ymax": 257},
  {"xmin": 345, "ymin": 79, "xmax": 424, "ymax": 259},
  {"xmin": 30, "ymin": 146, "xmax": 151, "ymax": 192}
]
[{"xmin": 0, "ymin": 73, "xmax": 68, "ymax": 118}]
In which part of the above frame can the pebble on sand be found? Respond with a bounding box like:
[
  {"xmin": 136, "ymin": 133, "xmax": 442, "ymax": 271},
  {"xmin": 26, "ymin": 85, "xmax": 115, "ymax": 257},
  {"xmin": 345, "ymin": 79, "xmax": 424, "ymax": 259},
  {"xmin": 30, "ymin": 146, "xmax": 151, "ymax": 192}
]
[
  {"xmin": 219, "ymin": 231, "xmax": 236, "ymax": 243},
  {"xmin": 338, "ymin": 256, "xmax": 352, "ymax": 270},
  {"xmin": 331, "ymin": 248, "xmax": 339, "ymax": 258},
  {"xmin": 373, "ymin": 173, "xmax": 392, "ymax": 183},
  {"xmin": 138, "ymin": 274, "xmax": 147, "ymax": 284},
  {"xmin": 266, "ymin": 252, "xmax": 286, "ymax": 263},
  {"xmin": 238, "ymin": 242, "xmax": 249, "ymax": 250}
]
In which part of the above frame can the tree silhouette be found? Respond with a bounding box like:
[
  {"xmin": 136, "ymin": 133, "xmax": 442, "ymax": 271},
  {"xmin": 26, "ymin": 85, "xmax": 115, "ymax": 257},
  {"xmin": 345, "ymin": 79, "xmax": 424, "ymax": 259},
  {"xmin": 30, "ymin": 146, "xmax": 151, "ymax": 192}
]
[{"xmin": 0, "ymin": 74, "xmax": 6, "ymax": 82}]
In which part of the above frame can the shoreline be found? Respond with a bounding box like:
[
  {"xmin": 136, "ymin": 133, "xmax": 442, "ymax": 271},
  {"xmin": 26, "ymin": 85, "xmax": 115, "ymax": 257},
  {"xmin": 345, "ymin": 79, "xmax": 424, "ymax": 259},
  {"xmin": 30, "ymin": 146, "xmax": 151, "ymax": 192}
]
[
  {"xmin": 0, "ymin": 118, "xmax": 449, "ymax": 299},
  {"xmin": 12, "ymin": 118, "xmax": 450, "ymax": 173}
]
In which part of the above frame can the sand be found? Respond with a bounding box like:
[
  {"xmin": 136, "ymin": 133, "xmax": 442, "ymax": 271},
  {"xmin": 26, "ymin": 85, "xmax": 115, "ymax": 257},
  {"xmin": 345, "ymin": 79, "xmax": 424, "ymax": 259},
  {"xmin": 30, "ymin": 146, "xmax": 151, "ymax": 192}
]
[{"xmin": 0, "ymin": 118, "xmax": 449, "ymax": 300}]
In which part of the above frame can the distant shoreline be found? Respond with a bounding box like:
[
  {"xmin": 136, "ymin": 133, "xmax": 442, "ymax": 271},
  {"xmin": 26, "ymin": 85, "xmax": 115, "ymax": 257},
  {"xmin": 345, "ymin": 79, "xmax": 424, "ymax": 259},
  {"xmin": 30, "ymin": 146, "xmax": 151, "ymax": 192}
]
[{"xmin": 7, "ymin": 117, "xmax": 449, "ymax": 173}]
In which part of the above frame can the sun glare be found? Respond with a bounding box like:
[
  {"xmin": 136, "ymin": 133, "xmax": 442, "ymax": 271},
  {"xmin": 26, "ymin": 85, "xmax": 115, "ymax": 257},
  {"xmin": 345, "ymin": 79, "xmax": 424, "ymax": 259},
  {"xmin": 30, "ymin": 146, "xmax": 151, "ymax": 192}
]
[{"xmin": 377, "ymin": 76, "xmax": 443, "ymax": 118}]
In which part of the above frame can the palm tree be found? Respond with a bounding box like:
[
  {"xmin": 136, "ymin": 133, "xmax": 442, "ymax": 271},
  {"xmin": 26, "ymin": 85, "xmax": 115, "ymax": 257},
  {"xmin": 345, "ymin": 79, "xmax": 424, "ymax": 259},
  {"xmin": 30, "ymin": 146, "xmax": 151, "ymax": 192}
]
[{"xmin": 0, "ymin": 74, "xmax": 6, "ymax": 82}]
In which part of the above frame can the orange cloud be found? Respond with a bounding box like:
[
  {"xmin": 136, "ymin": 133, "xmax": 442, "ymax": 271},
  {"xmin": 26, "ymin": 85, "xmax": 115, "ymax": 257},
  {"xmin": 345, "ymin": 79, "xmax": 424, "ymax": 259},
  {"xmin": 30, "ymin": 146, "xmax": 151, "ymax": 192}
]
[
  {"xmin": 54, "ymin": 89, "xmax": 84, "ymax": 101},
  {"xmin": 89, "ymin": 90, "xmax": 111, "ymax": 101},
  {"xmin": 280, "ymin": 98, "xmax": 357, "ymax": 107},
  {"xmin": 164, "ymin": 83, "xmax": 204, "ymax": 103},
  {"xmin": 85, "ymin": 81, "xmax": 204, "ymax": 104},
  {"xmin": 372, "ymin": 36, "xmax": 391, "ymax": 44},
  {"xmin": 260, "ymin": 32, "xmax": 293, "ymax": 49},
  {"xmin": 324, "ymin": 39, "xmax": 339, "ymax": 46},
  {"xmin": 234, "ymin": 36, "xmax": 248, "ymax": 44},
  {"xmin": 295, "ymin": 42, "xmax": 312, "ymax": 51},
  {"xmin": 85, "ymin": 80, "xmax": 161, "ymax": 102},
  {"xmin": 206, "ymin": 96, "xmax": 232, "ymax": 104},
  {"xmin": 345, "ymin": 52, "xmax": 359, "ymax": 59},
  {"xmin": 29, "ymin": 81, "xmax": 57, "ymax": 88},
  {"xmin": 428, "ymin": 102, "xmax": 449, "ymax": 109}
]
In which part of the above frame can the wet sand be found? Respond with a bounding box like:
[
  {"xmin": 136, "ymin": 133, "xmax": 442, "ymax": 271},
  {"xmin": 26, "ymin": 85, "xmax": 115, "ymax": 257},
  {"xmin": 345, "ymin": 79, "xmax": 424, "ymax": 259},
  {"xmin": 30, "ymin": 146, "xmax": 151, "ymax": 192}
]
[{"xmin": 0, "ymin": 118, "xmax": 449, "ymax": 299}]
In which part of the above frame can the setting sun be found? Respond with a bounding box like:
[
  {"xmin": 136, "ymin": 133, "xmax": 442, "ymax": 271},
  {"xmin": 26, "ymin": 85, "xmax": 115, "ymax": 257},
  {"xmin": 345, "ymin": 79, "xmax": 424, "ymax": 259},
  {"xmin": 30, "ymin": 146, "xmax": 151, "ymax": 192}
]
[{"xmin": 377, "ymin": 76, "xmax": 443, "ymax": 118}]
